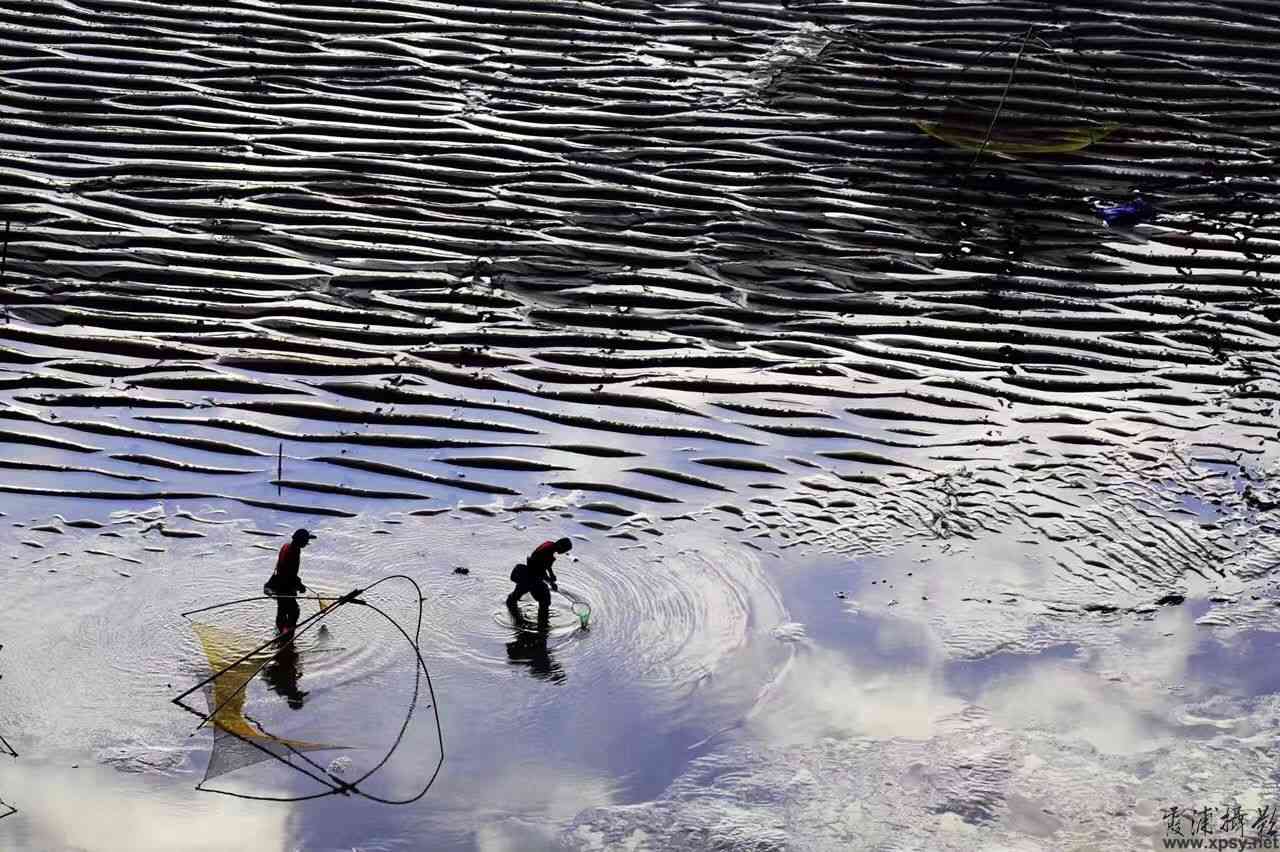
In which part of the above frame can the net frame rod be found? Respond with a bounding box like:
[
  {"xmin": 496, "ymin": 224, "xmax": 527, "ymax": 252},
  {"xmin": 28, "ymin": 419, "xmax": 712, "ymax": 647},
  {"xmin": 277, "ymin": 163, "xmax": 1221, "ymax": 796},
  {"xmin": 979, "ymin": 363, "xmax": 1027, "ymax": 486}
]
[
  {"xmin": 968, "ymin": 25, "xmax": 1035, "ymax": 169},
  {"xmin": 175, "ymin": 575, "xmax": 444, "ymax": 804},
  {"xmin": 181, "ymin": 595, "xmax": 281, "ymax": 619},
  {"xmin": 174, "ymin": 590, "xmax": 363, "ymax": 729}
]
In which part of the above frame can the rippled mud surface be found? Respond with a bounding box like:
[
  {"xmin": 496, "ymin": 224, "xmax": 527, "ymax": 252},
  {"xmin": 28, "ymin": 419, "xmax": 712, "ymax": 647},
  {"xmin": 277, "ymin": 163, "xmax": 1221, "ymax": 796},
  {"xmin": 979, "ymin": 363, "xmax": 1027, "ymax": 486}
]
[{"xmin": 1, "ymin": 0, "xmax": 1279, "ymax": 849}]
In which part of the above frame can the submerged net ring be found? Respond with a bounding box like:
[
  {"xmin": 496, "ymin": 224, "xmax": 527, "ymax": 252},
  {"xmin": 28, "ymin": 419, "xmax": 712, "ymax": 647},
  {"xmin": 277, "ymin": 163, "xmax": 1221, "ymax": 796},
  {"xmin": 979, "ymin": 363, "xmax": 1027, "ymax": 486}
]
[
  {"xmin": 171, "ymin": 574, "xmax": 444, "ymax": 804},
  {"xmin": 914, "ymin": 26, "xmax": 1126, "ymax": 157}
]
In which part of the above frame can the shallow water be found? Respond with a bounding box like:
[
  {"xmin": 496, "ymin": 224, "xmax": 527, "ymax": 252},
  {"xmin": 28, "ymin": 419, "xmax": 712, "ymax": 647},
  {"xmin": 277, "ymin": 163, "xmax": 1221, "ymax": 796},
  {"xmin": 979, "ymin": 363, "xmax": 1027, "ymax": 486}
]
[{"xmin": 1, "ymin": 0, "xmax": 1279, "ymax": 849}]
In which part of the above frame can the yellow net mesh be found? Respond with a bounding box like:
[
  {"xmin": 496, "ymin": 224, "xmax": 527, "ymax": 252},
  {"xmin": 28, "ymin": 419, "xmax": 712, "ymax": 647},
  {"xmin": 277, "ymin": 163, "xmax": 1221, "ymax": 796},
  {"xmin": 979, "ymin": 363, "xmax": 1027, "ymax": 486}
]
[
  {"xmin": 916, "ymin": 119, "xmax": 1119, "ymax": 154},
  {"xmin": 306, "ymin": 591, "xmax": 345, "ymax": 613},
  {"xmin": 192, "ymin": 623, "xmax": 346, "ymax": 783},
  {"xmin": 915, "ymin": 31, "xmax": 1122, "ymax": 156}
]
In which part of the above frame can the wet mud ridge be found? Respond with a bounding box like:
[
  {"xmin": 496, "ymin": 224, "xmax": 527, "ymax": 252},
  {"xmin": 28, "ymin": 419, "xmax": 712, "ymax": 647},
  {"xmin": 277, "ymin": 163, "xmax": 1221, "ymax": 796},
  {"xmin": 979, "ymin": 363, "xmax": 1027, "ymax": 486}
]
[{"xmin": 0, "ymin": 1, "xmax": 1276, "ymax": 619}]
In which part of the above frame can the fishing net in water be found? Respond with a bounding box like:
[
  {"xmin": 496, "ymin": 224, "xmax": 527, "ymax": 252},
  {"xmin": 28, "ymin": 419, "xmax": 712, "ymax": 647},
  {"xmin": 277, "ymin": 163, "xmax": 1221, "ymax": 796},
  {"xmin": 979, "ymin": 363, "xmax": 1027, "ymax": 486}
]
[
  {"xmin": 497, "ymin": 587, "xmax": 593, "ymax": 632},
  {"xmin": 560, "ymin": 590, "xmax": 592, "ymax": 628},
  {"xmin": 172, "ymin": 576, "xmax": 443, "ymax": 803},
  {"xmin": 915, "ymin": 28, "xmax": 1123, "ymax": 156},
  {"xmin": 190, "ymin": 623, "xmax": 350, "ymax": 786}
]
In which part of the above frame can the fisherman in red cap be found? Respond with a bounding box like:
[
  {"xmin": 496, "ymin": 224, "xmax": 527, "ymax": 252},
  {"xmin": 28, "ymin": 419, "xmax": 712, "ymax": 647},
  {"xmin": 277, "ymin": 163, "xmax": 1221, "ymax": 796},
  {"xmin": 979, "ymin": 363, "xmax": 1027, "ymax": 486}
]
[
  {"xmin": 265, "ymin": 528, "xmax": 313, "ymax": 636},
  {"xmin": 507, "ymin": 537, "xmax": 572, "ymax": 620}
]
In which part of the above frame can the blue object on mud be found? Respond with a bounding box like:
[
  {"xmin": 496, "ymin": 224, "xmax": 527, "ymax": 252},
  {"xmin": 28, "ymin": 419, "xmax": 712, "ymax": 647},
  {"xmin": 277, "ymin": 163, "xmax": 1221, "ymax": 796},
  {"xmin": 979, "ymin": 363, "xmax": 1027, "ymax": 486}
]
[{"xmin": 1100, "ymin": 198, "xmax": 1155, "ymax": 228}]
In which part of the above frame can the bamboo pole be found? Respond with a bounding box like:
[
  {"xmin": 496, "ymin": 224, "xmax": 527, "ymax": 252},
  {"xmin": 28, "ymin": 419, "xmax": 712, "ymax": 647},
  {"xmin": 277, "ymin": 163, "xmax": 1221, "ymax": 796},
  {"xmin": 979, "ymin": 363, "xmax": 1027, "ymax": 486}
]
[{"xmin": 968, "ymin": 26, "xmax": 1034, "ymax": 170}]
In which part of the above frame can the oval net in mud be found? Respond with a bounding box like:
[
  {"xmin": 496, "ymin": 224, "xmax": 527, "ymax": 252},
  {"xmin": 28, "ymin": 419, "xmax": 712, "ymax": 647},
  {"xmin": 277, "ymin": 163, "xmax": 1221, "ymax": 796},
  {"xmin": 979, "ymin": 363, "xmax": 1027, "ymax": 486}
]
[
  {"xmin": 561, "ymin": 589, "xmax": 592, "ymax": 628},
  {"xmin": 495, "ymin": 585, "xmax": 593, "ymax": 630},
  {"xmin": 171, "ymin": 576, "xmax": 443, "ymax": 804},
  {"xmin": 914, "ymin": 28, "xmax": 1124, "ymax": 156}
]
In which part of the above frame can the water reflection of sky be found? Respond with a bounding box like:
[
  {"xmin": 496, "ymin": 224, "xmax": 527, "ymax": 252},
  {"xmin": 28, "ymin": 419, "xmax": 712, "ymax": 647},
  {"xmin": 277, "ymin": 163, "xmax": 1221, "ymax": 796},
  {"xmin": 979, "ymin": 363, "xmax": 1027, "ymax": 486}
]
[
  {"xmin": 779, "ymin": 550, "xmax": 1280, "ymax": 732},
  {"xmin": 688, "ymin": 547, "xmax": 1280, "ymax": 848},
  {"xmin": 0, "ymin": 761, "xmax": 291, "ymax": 852}
]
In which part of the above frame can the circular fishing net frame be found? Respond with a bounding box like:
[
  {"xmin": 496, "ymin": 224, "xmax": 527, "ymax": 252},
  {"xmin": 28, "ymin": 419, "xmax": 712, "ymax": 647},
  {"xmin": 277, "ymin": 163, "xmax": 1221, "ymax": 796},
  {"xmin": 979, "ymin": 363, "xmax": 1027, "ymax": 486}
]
[
  {"xmin": 171, "ymin": 574, "xmax": 444, "ymax": 804},
  {"xmin": 558, "ymin": 589, "xmax": 592, "ymax": 628},
  {"xmin": 916, "ymin": 26, "xmax": 1129, "ymax": 161},
  {"xmin": 816, "ymin": 17, "xmax": 1271, "ymax": 166}
]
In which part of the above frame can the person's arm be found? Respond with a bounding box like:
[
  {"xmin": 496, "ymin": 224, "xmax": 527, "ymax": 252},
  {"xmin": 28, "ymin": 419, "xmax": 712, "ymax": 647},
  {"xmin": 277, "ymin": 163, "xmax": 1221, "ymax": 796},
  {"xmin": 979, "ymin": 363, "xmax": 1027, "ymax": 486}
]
[
  {"xmin": 294, "ymin": 549, "xmax": 306, "ymax": 594},
  {"xmin": 548, "ymin": 560, "xmax": 558, "ymax": 590}
]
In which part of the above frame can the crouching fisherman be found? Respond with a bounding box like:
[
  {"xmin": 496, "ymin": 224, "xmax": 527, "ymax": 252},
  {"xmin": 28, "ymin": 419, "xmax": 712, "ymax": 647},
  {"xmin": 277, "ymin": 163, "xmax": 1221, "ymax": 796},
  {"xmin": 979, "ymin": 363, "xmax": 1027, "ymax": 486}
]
[
  {"xmin": 265, "ymin": 528, "xmax": 313, "ymax": 636},
  {"xmin": 506, "ymin": 537, "xmax": 572, "ymax": 620}
]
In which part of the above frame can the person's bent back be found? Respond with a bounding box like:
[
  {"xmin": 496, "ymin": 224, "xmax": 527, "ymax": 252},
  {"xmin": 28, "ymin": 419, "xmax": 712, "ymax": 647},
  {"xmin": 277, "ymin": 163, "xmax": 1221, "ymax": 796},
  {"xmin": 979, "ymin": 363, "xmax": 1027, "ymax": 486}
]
[{"xmin": 506, "ymin": 537, "xmax": 572, "ymax": 617}]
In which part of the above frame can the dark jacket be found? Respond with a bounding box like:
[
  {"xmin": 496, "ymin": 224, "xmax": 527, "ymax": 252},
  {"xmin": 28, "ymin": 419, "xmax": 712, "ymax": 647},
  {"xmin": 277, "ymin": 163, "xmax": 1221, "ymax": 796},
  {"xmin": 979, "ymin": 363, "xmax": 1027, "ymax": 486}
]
[
  {"xmin": 266, "ymin": 542, "xmax": 306, "ymax": 596},
  {"xmin": 526, "ymin": 541, "xmax": 559, "ymax": 583},
  {"xmin": 511, "ymin": 541, "xmax": 558, "ymax": 585}
]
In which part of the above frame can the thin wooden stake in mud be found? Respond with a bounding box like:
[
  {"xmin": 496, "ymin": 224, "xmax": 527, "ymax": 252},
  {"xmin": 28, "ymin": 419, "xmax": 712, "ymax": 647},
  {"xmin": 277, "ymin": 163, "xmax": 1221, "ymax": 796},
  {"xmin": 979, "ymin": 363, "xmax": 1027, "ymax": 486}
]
[
  {"xmin": 277, "ymin": 443, "xmax": 283, "ymax": 494},
  {"xmin": 1, "ymin": 221, "xmax": 9, "ymax": 324}
]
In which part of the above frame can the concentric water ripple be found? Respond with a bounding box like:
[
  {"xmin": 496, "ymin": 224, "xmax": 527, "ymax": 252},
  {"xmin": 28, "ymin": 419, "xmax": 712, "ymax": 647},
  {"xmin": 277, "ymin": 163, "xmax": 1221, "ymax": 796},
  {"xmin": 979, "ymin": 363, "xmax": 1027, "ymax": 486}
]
[{"xmin": 332, "ymin": 524, "xmax": 787, "ymax": 710}]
